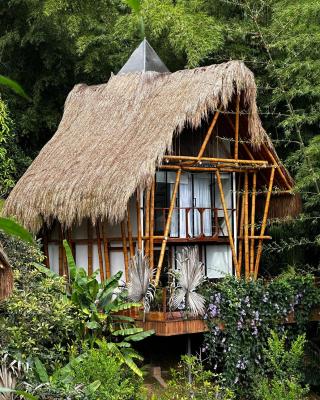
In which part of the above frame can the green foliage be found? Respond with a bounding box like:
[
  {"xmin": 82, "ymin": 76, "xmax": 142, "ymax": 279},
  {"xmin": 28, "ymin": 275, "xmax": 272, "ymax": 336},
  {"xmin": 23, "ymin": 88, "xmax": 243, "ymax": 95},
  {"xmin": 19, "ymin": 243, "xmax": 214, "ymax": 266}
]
[
  {"xmin": 253, "ymin": 331, "xmax": 309, "ymax": 400},
  {"xmin": 0, "ymin": 217, "xmax": 34, "ymax": 243},
  {"xmin": 0, "ymin": 75, "xmax": 30, "ymax": 100},
  {"xmin": 202, "ymin": 273, "xmax": 319, "ymax": 397},
  {"xmin": 0, "ymin": 233, "xmax": 79, "ymax": 371},
  {"xmin": 63, "ymin": 240, "xmax": 154, "ymax": 376},
  {"xmin": 156, "ymin": 355, "xmax": 235, "ymax": 400}
]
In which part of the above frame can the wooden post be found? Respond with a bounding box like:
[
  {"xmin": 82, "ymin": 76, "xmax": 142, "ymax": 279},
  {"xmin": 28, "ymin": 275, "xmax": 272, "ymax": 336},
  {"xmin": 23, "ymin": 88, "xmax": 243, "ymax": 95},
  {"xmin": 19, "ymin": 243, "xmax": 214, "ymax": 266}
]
[
  {"xmin": 237, "ymin": 189, "xmax": 245, "ymax": 277},
  {"xmin": 250, "ymin": 172, "xmax": 257, "ymax": 276},
  {"xmin": 254, "ymin": 167, "xmax": 275, "ymax": 279},
  {"xmin": 216, "ymin": 170, "xmax": 239, "ymax": 274},
  {"xmin": 263, "ymin": 144, "xmax": 292, "ymax": 190},
  {"xmin": 145, "ymin": 188, "xmax": 151, "ymax": 257},
  {"xmin": 244, "ymin": 172, "xmax": 250, "ymax": 279},
  {"xmin": 43, "ymin": 230, "xmax": 50, "ymax": 269},
  {"xmin": 96, "ymin": 222, "xmax": 105, "ymax": 281},
  {"xmin": 121, "ymin": 220, "xmax": 129, "ymax": 282},
  {"xmin": 149, "ymin": 180, "xmax": 155, "ymax": 269},
  {"xmin": 127, "ymin": 203, "xmax": 135, "ymax": 257},
  {"xmin": 102, "ymin": 222, "xmax": 111, "ymax": 279},
  {"xmin": 155, "ymin": 169, "xmax": 182, "ymax": 286},
  {"xmin": 136, "ymin": 189, "xmax": 142, "ymax": 252},
  {"xmin": 235, "ymin": 94, "xmax": 240, "ymax": 160},
  {"xmin": 197, "ymin": 112, "xmax": 220, "ymax": 159},
  {"xmin": 58, "ymin": 224, "xmax": 64, "ymax": 276},
  {"xmin": 87, "ymin": 220, "xmax": 93, "ymax": 275}
]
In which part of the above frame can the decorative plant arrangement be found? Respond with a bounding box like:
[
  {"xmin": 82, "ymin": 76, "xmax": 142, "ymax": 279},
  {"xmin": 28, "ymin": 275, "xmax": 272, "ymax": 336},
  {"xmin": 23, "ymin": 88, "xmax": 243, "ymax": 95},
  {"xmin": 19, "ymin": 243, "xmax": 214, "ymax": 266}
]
[
  {"xmin": 170, "ymin": 247, "xmax": 206, "ymax": 317},
  {"xmin": 127, "ymin": 251, "xmax": 155, "ymax": 320}
]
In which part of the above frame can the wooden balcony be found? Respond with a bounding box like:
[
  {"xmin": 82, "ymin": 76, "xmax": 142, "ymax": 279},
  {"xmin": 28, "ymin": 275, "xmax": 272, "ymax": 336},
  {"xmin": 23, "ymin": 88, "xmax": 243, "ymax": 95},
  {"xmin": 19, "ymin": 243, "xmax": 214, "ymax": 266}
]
[{"xmin": 154, "ymin": 206, "xmax": 234, "ymax": 243}]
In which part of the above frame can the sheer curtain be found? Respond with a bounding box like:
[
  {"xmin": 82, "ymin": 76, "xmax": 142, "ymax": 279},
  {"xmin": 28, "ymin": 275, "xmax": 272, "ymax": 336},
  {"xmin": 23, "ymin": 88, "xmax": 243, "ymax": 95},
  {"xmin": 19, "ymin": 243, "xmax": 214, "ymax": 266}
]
[{"xmin": 193, "ymin": 173, "xmax": 212, "ymax": 236}]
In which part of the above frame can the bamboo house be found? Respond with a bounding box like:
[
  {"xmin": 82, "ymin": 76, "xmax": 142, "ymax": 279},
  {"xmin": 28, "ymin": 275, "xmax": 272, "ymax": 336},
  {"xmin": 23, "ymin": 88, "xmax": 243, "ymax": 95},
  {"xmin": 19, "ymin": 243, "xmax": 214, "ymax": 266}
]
[{"xmin": 4, "ymin": 40, "xmax": 300, "ymax": 334}]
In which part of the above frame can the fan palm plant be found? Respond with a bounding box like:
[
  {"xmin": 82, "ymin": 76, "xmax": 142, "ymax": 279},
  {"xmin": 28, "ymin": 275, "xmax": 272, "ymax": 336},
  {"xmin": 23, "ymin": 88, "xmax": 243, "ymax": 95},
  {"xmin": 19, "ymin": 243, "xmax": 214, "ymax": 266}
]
[
  {"xmin": 171, "ymin": 247, "xmax": 206, "ymax": 317},
  {"xmin": 127, "ymin": 251, "xmax": 155, "ymax": 319}
]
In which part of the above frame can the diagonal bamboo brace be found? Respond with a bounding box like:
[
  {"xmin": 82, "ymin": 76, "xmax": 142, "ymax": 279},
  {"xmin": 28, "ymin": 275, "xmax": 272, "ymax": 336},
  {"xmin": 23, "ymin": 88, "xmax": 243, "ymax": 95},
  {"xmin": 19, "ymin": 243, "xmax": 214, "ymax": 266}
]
[{"xmin": 155, "ymin": 169, "xmax": 182, "ymax": 286}]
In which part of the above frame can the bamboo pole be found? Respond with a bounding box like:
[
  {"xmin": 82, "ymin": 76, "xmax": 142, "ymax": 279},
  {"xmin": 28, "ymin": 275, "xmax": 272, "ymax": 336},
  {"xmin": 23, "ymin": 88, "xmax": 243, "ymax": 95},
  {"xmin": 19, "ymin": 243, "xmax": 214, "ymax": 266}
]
[
  {"xmin": 87, "ymin": 220, "xmax": 93, "ymax": 275},
  {"xmin": 197, "ymin": 111, "xmax": 220, "ymax": 159},
  {"xmin": 216, "ymin": 170, "xmax": 239, "ymax": 275},
  {"xmin": 237, "ymin": 189, "xmax": 245, "ymax": 277},
  {"xmin": 136, "ymin": 189, "xmax": 142, "ymax": 252},
  {"xmin": 96, "ymin": 222, "xmax": 105, "ymax": 281},
  {"xmin": 160, "ymin": 165, "xmax": 260, "ymax": 173},
  {"xmin": 120, "ymin": 220, "xmax": 129, "ymax": 282},
  {"xmin": 164, "ymin": 154, "xmax": 267, "ymax": 165},
  {"xmin": 250, "ymin": 172, "xmax": 257, "ymax": 276},
  {"xmin": 244, "ymin": 172, "xmax": 250, "ymax": 279},
  {"xmin": 102, "ymin": 222, "xmax": 111, "ymax": 279},
  {"xmin": 144, "ymin": 188, "xmax": 151, "ymax": 257},
  {"xmin": 254, "ymin": 167, "xmax": 275, "ymax": 279},
  {"xmin": 43, "ymin": 231, "xmax": 50, "ymax": 269},
  {"xmin": 262, "ymin": 144, "xmax": 292, "ymax": 190},
  {"xmin": 155, "ymin": 169, "xmax": 182, "ymax": 286},
  {"xmin": 149, "ymin": 181, "xmax": 155, "ymax": 269},
  {"xmin": 127, "ymin": 204, "xmax": 135, "ymax": 257},
  {"xmin": 235, "ymin": 95, "xmax": 240, "ymax": 160},
  {"xmin": 58, "ymin": 224, "xmax": 64, "ymax": 276}
]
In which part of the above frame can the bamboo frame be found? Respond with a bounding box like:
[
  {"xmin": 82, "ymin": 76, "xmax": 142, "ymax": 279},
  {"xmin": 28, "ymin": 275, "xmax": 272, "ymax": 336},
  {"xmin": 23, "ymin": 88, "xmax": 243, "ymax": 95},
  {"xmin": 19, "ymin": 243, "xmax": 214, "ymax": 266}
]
[
  {"xmin": 43, "ymin": 231, "xmax": 50, "ymax": 269},
  {"xmin": 216, "ymin": 170, "xmax": 239, "ymax": 274},
  {"xmin": 96, "ymin": 222, "xmax": 105, "ymax": 281},
  {"xmin": 102, "ymin": 223, "xmax": 111, "ymax": 279},
  {"xmin": 235, "ymin": 95, "xmax": 240, "ymax": 160},
  {"xmin": 244, "ymin": 172, "xmax": 249, "ymax": 279},
  {"xmin": 254, "ymin": 167, "xmax": 275, "ymax": 279},
  {"xmin": 58, "ymin": 225, "xmax": 64, "ymax": 276},
  {"xmin": 127, "ymin": 204, "xmax": 135, "ymax": 257},
  {"xmin": 155, "ymin": 169, "xmax": 182, "ymax": 286},
  {"xmin": 144, "ymin": 188, "xmax": 151, "ymax": 257},
  {"xmin": 197, "ymin": 111, "xmax": 220, "ymax": 159},
  {"xmin": 262, "ymin": 144, "xmax": 292, "ymax": 190},
  {"xmin": 87, "ymin": 220, "xmax": 93, "ymax": 275},
  {"xmin": 250, "ymin": 172, "xmax": 257, "ymax": 276},
  {"xmin": 164, "ymin": 154, "xmax": 267, "ymax": 165},
  {"xmin": 160, "ymin": 165, "xmax": 260, "ymax": 173},
  {"xmin": 237, "ymin": 189, "xmax": 245, "ymax": 277},
  {"xmin": 149, "ymin": 180, "xmax": 155, "ymax": 269},
  {"xmin": 120, "ymin": 220, "xmax": 129, "ymax": 281},
  {"xmin": 136, "ymin": 188, "xmax": 142, "ymax": 251}
]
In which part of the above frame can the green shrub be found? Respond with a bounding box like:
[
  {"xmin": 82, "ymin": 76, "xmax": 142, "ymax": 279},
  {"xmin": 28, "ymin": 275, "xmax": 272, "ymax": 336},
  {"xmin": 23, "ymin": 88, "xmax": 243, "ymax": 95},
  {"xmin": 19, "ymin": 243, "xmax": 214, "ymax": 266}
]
[
  {"xmin": 254, "ymin": 378, "xmax": 308, "ymax": 400},
  {"xmin": 0, "ymin": 233, "xmax": 80, "ymax": 371},
  {"xmin": 156, "ymin": 355, "xmax": 235, "ymax": 400}
]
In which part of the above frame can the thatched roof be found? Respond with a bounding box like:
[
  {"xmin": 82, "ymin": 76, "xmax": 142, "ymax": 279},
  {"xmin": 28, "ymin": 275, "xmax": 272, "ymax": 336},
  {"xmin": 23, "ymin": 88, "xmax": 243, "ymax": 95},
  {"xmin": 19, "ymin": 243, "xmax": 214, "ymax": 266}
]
[{"xmin": 4, "ymin": 61, "xmax": 289, "ymax": 232}]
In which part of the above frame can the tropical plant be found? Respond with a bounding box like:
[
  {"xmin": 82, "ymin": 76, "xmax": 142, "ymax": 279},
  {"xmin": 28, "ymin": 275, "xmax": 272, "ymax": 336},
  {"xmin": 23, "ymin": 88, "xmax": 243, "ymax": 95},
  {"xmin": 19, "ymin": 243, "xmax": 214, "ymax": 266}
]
[
  {"xmin": 156, "ymin": 355, "xmax": 235, "ymax": 400},
  {"xmin": 63, "ymin": 240, "xmax": 154, "ymax": 376},
  {"xmin": 127, "ymin": 251, "xmax": 155, "ymax": 318},
  {"xmin": 171, "ymin": 247, "xmax": 205, "ymax": 316},
  {"xmin": 0, "ymin": 355, "xmax": 30, "ymax": 400}
]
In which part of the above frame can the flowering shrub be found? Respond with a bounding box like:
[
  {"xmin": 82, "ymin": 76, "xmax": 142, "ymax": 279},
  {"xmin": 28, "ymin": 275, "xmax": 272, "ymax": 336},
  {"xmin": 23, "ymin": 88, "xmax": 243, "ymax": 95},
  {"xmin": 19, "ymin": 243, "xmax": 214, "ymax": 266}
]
[{"xmin": 202, "ymin": 273, "xmax": 319, "ymax": 397}]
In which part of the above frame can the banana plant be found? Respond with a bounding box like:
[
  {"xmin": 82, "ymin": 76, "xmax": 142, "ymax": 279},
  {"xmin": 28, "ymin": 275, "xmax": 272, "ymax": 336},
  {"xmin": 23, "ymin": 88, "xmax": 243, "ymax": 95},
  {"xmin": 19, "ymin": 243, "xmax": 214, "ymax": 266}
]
[{"xmin": 63, "ymin": 240, "xmax": 154, "ymax": 375}]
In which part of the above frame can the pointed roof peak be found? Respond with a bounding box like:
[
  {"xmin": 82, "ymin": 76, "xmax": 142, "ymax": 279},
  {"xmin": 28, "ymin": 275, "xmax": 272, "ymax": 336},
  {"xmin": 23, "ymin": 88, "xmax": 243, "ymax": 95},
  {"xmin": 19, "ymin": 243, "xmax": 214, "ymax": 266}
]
[{"xmin": 118, "ymin": 39, "xmax": 170, "ymax": 74}]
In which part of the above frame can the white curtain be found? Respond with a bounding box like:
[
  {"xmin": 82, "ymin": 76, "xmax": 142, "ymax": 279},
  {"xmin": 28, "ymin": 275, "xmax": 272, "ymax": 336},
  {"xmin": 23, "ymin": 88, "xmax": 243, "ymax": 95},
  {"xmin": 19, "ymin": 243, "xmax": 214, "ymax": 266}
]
[
  {"xmin": 214, "ymin": 173, "xmax": 232, "ymax": 236},
  {"xmin": 206, "ymin": 245, "xmax": 232, "ymax": 278},
  {"xmin": 193, "ymin": 173, "xmax": 212, "ymax": 237}
]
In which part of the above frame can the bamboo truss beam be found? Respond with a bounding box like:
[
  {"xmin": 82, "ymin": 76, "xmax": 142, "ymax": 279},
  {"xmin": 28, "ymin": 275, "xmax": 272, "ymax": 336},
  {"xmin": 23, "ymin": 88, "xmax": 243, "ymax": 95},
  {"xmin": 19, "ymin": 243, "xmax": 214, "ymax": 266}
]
[
  {"xmin": 216, "ymin": 170, "xmax": 239, "ymax": 274},
  {"xmin": 262, "ymin": 144, "xmax": 292, "ymax": 190},
  {"xmin": 102, "ymin": 223, "xmax": 111, "ymax": 279},
  {"xmin": 250, "ymin": 172, "xmax": 257, "ymax": 276},
  {"xmin": 96, "ymin": 222, "xmax": 105, "ymax": 281},
  {"xmin": 127, "ymin": 204, "xmax": 135, "ymax": 257},
  {"xmin": 121, "ymin": 220, "xmax": 129, "ymax": 281},
  {"xmin": 136, "ymin": 189, "xmax": 142, "ymax": 252},
  {"xmin": 155, "ymin": 169, "xmax": 182, "ymax": 286},
  {"xmin": 237, "ymin": 189, "xmax": 245, "ymax": 277},
  {"xmin": 235, "ymin": 95, "xmax": 240, "ymax": 160},
  {"xmin": 150, "ymin": 181, "xmax": 155, "ymax": 269},
  {"xmin": 197, "ymin": 111, "xmax": 220, "ymax": 159},
  {"xmin": 164, "ymin": 155, "xmax": 267, "ymax": 165},
  {"xmin": 254, "ymin": 167, "xmax": 275, "ymax": 279},
  {"xmin": 244, "ymin": 172, "xmax": 250, "ymax": 279},
  {"xmin": 160, "ymin": 165, "xmax": 260, "ymax": 173}
]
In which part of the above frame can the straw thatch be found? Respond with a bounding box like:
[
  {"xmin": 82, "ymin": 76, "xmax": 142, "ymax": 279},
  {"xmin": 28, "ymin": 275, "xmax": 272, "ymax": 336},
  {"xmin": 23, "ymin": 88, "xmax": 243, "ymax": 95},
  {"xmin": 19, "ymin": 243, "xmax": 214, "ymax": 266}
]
[
  {"xmin": 0, "ymin": 245, "xmax": 12, "ymax": 300},
  {"xmin": 4, "ymin": 61, "xmax": 279, "ymax": 232}
]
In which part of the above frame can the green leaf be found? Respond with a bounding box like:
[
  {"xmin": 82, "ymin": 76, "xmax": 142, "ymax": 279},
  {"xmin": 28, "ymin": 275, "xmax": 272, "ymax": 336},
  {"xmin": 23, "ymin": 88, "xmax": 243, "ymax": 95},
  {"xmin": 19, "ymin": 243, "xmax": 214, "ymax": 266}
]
[
  {"xmin": 112, "ymin": 327, "xmax": 144, "ymax": 336},
  {"xmin": 122, "ymin": 354, "xmax": 143, "ymax": 377},
  {"xmin": 124, "ymin": 329, "xmax": 155, "ymax": 342},
  {"xmin": 34, "ymin": 357, "xmax": 49, "ymax": 383},
  {"xmin": 85, "ymin": 380, "xmax": 101, "ymax": 394},
  {"xmin": 123, "ymin": 0, "xmax": 141, "ymax": 13},
  {"xmin": 86, "ymin": 321, "xmax": 100, "ymax": 329},
  {"xmin": 0, "ymin": 75, "xmax": 31, "ymax": 100},
  {"xmin": 63, "ymin": 240, "xmax": 76, "ymax": 279},
  {"xmin": 106, "ymin": 302, "xmax": 141, "ymax": 313},
  {"xmin": 0, "ymin": 217, "xmax": 34, "ymax": 243},
  {"xmin": 0, "ymin": 388, "xmax": 38, "ymax": 400}
]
